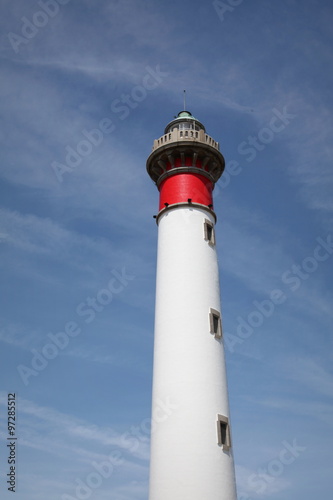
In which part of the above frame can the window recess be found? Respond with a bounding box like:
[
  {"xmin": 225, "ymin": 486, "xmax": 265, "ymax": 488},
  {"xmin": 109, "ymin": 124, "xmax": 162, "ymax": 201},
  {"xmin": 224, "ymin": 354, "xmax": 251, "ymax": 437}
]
[
  {"xmin": 204, "ymin": 219, "xmax": 215, "ymax": 245},
  {"xmin": 209, "ymin": 308, "xmax": 222, "ymax": 339},
  {"xmin": 217, "ymin": 414, "xmax": 231, "ymax": 450}
]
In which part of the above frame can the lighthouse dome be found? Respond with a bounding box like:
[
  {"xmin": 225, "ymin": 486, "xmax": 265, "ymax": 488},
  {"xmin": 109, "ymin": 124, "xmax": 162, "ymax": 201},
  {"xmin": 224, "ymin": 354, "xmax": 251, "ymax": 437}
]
[{"xmin": 164, "ymin": 110, "xmax": 206, "ymax": 134}]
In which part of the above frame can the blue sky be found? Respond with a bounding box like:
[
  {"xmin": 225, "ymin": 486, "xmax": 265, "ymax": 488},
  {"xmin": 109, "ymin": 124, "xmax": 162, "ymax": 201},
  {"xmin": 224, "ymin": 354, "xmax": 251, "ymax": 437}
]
[{"xmin": 0, "ymin": 0, "xmax": 332, "ymax": 498}]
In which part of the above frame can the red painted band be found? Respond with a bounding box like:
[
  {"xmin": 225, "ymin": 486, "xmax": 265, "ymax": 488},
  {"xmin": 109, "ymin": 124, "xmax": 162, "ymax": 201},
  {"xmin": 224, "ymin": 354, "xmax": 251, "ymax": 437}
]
[{"xmin": 159, "ymin": 173, "xmax": 213, "ymax": 211}]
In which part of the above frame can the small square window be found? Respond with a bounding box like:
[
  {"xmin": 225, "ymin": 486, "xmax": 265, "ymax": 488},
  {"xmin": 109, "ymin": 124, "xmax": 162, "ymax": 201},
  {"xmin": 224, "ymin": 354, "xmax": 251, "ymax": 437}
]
[
  {"xmin": 204, "ymin": 219, "xmax": 215, "ymax": 245},
  {"xmin": 217, "ymin": 414, "xmax": 231, "ymax": 450},
  {"xmin": 209, "ymin": 308, "xmax": 222, "ymax": 339}
]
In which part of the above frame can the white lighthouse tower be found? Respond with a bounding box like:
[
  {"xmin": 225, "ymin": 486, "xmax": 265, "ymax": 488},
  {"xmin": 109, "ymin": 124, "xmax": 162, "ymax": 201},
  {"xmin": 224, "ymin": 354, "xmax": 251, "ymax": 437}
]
[{"xmin": 147, "ymin": 110, "xmax": 237, "ymax": 500}]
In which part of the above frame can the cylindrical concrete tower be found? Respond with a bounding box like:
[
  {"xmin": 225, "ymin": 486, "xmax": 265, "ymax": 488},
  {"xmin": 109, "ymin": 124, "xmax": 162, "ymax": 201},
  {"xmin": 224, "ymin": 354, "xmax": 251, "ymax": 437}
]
[{"xmin": 147, "ymin": 111, "xmax": 237, "ymax": 500}]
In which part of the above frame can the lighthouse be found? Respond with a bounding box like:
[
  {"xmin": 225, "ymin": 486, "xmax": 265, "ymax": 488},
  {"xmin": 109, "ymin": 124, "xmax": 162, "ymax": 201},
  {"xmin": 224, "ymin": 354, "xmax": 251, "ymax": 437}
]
[{"xmin": 147, "ymin": 110, "xmax": 238, "ymax": 500}]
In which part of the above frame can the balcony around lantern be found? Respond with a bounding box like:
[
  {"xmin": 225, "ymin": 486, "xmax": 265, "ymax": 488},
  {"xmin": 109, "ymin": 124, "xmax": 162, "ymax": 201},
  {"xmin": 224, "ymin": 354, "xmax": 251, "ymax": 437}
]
[{"xmin": 152, "ymin": 128, "xmax": 220, "ymax": 152}]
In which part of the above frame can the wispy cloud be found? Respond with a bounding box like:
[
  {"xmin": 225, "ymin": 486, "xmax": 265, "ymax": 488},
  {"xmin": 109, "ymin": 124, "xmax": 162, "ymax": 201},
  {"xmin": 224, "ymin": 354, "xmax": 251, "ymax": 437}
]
[
  {"xmin": 281, "ymin": 357, "xmax": 333, "ymax": 399},
  {"xmin": 0, "ymin": 393, "xmax": 150, "ymax": 460}
]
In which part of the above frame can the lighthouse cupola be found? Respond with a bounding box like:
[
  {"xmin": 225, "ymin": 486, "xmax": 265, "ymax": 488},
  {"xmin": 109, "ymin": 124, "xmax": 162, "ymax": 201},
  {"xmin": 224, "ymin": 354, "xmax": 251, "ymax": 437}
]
[{"xmin": 164, "ymin": 110, "xmax": 205, "ymax": 134}]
